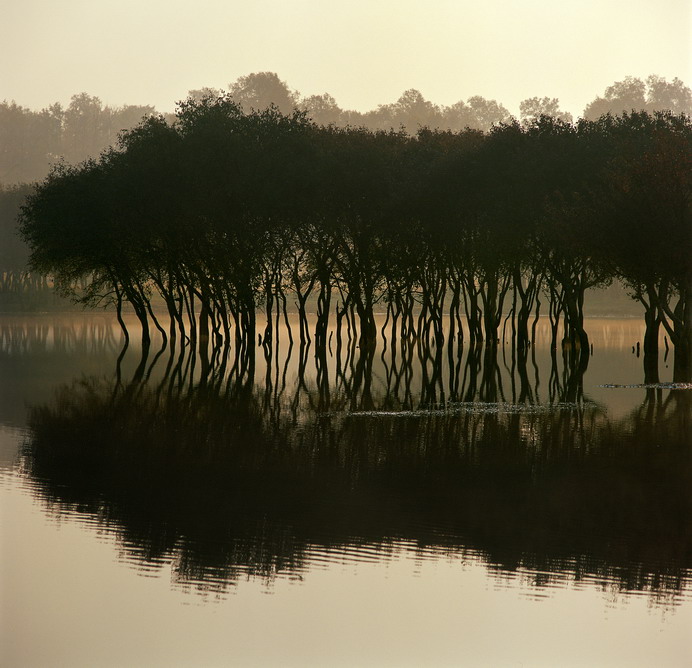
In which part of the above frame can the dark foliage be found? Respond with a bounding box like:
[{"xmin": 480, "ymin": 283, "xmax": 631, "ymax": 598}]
[{"xmin": 18, "ymin": 96, "xmax": 692, "ymax": 378}]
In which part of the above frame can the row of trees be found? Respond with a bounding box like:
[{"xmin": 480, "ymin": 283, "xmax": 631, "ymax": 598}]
[
  {"xmin": 3, "ymin": 73, "xmax": 689, "ymax": 185},
  {"xmin": 0, "ymin": 94, "xmax": 156, "ymax": 184},
  {"xmin": 20, "ymin": 96, "xmax": 692, "ymax": 379},
  {"xmin": 0, "ymin": 184, "xmax": 31, "ymax": 285},
  {"xmin": 0, "ymin": 183, "xmax": 61, "ymax": 309},
  {"xmin": 225, "ymin": 72, "xmax": 691, "ymax": 132}
]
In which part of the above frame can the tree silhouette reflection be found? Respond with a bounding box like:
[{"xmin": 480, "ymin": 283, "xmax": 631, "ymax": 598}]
[{"xmin": 22, "ymin": 338, "xmax": 692, "ymax": 604}]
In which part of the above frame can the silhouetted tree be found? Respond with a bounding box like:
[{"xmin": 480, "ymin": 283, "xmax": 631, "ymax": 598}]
[
  {"xmin": 0, "ymin": 184, "xmax": 43, "ymax": 301},
  {"xmin": 0, "ymin": 101, "xmax": 62, "ymax": 183},
  {"xmin": 186, "ymin": 87, "xmax": 223, "ymax": 103},
  {"xmin": 229, "ymin": 71, "xmax": 299, "ymax": 114},
  {"xmin": 588, "ymin": 112, "xmax": 692, "ymax": 380},
  {"xmin": 520, "ymin": 96, "xmax": 573, "ymax": 125},
  {"xmin": 645, "ymin": 75, "xmax": 692, "ymax": 114},
  {"xmin": 583, "ymin": 75, "xmax": 692, "ymax": 120},
  {"xmin": 18, "ymin": 89, "xmax": 691, "ymax": 379},
  {"xmin": 299, "ymin": 92, "xmax": 343, "ymax": 126},
  {"xmin": 440, "ymin": 95, "xmax": 512, "ymax": 132},
  {"xmin": 383, "ymin": 89, "xmax": 441, "ymax": 132}
]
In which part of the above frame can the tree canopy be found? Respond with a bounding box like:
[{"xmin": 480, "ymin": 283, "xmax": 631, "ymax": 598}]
[
  {"xmin": 18, "ymin": 96, "xmax": 692, "ymax": 379},
  {"xmin": 3, "ymin": 72, "xmax": 688, "ymax": 185}
]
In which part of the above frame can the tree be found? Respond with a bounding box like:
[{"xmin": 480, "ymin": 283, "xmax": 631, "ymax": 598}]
[
  {"xmin": 384, "ymin": 89, "xmax": 441, "ymax": 132},
  {"xmin": 228, "ymin": 72, "xmax": 298, "ymax": 114},
  {"xmin": 583, "ymin": 75, "xmax": 692, "ymax": 120},
  {"xmin": 0, "ymin": 184, "xmax": 35, "ymax": 298},
  {"xmin": 109, "ymin": 104, "xmax": 157, "ymax": 142},
  {"xmin": 0, "ymin": 101, "xmax": 62, "ymax": 183},
  {"xmin": 587, "ymin": 112, "xmax": 692, "ymax": 380},
  {"xmin": 645, "ymin": 75, "xmax": 692, "ymax": 115},
  {"xmin": 187, "ymin": 87, "xmax": 222, "ymax": 103},
  {"xmin": 441, "ymin": 96, "xmax": 512, "ymax": 132},
  {"xmin": 299, "ymin": 93, "xmax": 343, "ymax": 126},
  {"xmin": 61, "ymin": 93, "xmax": 112, "ymax": 164},
  {"xmin": 520, "ymin": 97, "xmax": 573, "ymax": 125},
  {"xmin": 18, "ymin": 92, "xmax": 690, "ymax": 380}
]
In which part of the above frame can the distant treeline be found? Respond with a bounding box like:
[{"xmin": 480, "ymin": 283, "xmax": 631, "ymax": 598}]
[
  {"xmin": 0, "ymin": 183, "xmax": 65, "ymax": 310},
  {"xmin": 1, "ymin": 72, "xmax": 690, "ymax": 185},
  {"xmin": 0, "ymin": 97, "xmax": 157, "ymax": 185},
  {"xmin": 19, "ymin": 94, "xmax": 692, "ymax": 380}
]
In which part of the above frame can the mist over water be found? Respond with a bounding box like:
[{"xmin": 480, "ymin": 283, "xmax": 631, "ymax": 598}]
[{"xmin": 1, "ymin": 314, "xmax": 690, "ymax": 667}]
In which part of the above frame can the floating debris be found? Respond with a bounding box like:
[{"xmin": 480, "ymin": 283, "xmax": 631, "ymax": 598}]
[
  {"xmin": 598, "ymin": 382, "xmax": 692, "ymax": 390},
  {"xmin": 347, "ymin": 402, "xmax": 597, "ymax": 418}
]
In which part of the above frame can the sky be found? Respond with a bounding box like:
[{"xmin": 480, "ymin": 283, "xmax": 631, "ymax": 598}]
[{"xmin": 2, "ymin": 0, "xmax": 690, "ymax": 118}]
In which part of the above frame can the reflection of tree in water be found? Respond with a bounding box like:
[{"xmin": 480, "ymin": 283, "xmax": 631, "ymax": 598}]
[
  {"xmin": 22, "ymin": 342, "xmax": 692, "ymax": 605},
  {"xmin": 0, "ymin": 318, "xmax": 121, "ymax": 356}
]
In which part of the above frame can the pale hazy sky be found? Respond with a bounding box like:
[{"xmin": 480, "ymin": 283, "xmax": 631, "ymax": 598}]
[{"xmin": 2, "ymin": 0, "xmax": 690, "ymax": 118}]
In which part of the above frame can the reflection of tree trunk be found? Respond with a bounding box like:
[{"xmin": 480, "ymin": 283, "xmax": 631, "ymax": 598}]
[
  {"xmin": 462, "ymin": 345, "xmax": 481, "ymax": 402},
  {"xmin": 131, "ymin": 345, "xmax": 150, "ymax": 385},
  {"xmin": 516, "ymin": 347, "xmax": 533, "ymax": 403},
  {"xmin": 198, "ymin": 299, "xmax": 210, "ymax": 368},
  {"xmin": 315, "ymin": 344, "xmax": 330, "ymax": 410},
  {"xmin": 115, "ymin": 339, "xmax": 128, "ymax": 390},
  {"xmin": 643, "ymin": 353, "xmax": 659, "ymax": 385},
  {"xmin": 479, "ymin": 346, "xmax": 500, "ymax": 403},
  {"xmin": 673, "ymin": 342, "xmax": 690, "ymax": 382},
  {"xmin": 561, "ymin": 349, "xmax": 586, "ymax": 404},
  {"xmin": 463, "ymin": 277, "xmax": 483, "ymax": 346}
]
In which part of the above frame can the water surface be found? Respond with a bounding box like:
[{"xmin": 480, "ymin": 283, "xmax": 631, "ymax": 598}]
[{"xmin": 1, "ymin": 314, "xmax": 690, "ymax": 667}]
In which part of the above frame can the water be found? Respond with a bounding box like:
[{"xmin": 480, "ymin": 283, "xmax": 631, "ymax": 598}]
[{"xmin": 1, "ymin": 314, "xmax": 691, "ymax": 667}]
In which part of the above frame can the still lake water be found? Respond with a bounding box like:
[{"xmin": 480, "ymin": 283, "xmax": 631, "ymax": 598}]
[{"xmin": 1, "ymin": 313, "xmax": 690, "ymax": 667}]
